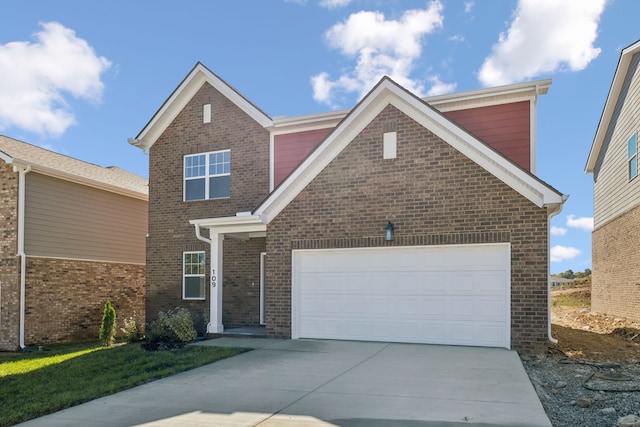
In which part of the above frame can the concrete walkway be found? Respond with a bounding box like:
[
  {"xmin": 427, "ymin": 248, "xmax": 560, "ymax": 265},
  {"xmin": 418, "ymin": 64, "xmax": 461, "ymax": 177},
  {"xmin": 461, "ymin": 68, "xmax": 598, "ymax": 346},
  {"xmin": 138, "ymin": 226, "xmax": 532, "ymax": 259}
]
[{"xmin": 19, "ymin": 338, "xmax": 551, "ymax": 426}]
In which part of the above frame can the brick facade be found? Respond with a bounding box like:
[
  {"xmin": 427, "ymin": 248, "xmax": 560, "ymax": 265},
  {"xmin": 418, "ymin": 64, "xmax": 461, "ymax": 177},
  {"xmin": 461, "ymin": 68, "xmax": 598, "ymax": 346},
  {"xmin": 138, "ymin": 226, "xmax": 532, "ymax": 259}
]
[
  {"xmin": 147, "ymin": 81, "xmax": 270, "ymax": 327},
  {"xmin": 23, "ymin": 257, "xmax": 145, "ymax": 346},
  {"xmin": 0, "ymin": 163, "xmax": 20, "ymax": 350},
  {"xmin": 266, "ymin": 105, "xmax": 550, "ymax": 353},
  {"xmin": 592, "ymin": 204, "xmax": 640, "ymax": 322}
]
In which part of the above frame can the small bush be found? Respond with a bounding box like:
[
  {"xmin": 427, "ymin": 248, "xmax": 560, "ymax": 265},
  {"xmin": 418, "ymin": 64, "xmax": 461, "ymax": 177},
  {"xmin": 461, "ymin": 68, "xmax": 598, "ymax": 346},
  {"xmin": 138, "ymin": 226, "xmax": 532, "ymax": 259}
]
[
  {"xmin": 144, "ymin": 308, "xmax": 197, "ymax": 350},
  {"xmin": 120, "ymin": 313, "xmax": 143, "ymax": 343},
  {"xmin": 99, "ymin": 301, "xmax": 117, "ymax": 346}
]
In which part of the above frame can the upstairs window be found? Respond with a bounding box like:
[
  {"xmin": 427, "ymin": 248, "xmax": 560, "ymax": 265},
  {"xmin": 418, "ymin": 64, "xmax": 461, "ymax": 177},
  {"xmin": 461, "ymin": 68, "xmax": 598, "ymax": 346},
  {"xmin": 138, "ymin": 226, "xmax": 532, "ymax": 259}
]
[
  {"xmin": 184, "ymin": 150, "xmax": 231, "ymax": 201},
  {"xmin": 183, "ymin": 251, "xmax": 205, "ymax": 300},
  {"xmin": 629, "ymin": 133, "xmax": 638, "ymax": 181}
]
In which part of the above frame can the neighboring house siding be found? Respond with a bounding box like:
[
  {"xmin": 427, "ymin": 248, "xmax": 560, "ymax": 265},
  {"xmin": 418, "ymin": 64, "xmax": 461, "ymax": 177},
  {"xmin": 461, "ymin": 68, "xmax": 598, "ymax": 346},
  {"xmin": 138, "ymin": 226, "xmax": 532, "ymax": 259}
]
[
  {"xmin": 266, "ymin": 105, "xmax": 549, "ymax": 353},
  {"xmin": 592, "ymin": 203, "xmax": 640, "ymax": 322},
  {"xmin": 273, "ymin": 128, "xmax": 333, "ymax": 187},
  {"xmin": 24, "ymin": 172, "xmax": 147, "ymax": 264},
  {"xmin": 443, "ymin": 101, "xmax": 531, "ymax": 171},
  {"xmin": 24, "ymin": 257, "xmax": 145, "ymax": 345},
  {"xmin": 593, "ymin": 52, "xmax": 640, "ymax": 229},
  {"xmin": 147, "ymin": 81, "xmax": 270, "ymax": 325},
  {"xmin": 0, "ymin": 163, "xmax": 20, "ymax": 350}
]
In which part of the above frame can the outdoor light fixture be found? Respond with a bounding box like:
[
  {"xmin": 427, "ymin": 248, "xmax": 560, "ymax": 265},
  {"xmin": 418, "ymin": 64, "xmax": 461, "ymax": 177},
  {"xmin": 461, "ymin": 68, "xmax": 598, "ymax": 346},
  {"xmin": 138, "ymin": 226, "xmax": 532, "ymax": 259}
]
[{"xmin": 385, "ymin": 221, "xmax": 395, "ymax": 242}]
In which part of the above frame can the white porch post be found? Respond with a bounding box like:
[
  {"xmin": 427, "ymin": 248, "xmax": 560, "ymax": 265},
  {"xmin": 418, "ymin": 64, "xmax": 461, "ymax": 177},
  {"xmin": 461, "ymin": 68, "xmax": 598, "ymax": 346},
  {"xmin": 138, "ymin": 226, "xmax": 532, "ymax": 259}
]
[{"xmin": 208, "ymin": 232, "xmax": 224, "ymax": 333}]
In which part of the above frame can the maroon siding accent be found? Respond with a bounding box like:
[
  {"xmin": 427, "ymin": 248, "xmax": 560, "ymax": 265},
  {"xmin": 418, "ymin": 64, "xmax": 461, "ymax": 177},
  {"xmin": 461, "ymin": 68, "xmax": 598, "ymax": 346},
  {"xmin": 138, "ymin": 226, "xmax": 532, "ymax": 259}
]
[
  {"xmin": 274, "ymin": 128, "xmax": 333, "ymax": 187},
  {"xmin": 444, "ymin": 101, "xmax": 531, "ymax": 171}
]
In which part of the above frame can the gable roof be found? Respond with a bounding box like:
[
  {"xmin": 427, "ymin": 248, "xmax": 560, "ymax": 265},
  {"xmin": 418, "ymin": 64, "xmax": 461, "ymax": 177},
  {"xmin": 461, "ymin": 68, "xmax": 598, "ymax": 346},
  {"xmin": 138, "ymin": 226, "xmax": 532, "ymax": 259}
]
[
  {"xmin": 0, "ymin": 135, "xmax": 148, "ymax": 200},
  {"xmin": 255, "ymin": 76, "xmax": 565, "ymax": 223},
  {"xmin": 129, "ymin": 62, "xmax": 273, "ymax": 152},
  {"xmin": 586, "ymin": 39, "xmax": 640, "ymax": 173}
]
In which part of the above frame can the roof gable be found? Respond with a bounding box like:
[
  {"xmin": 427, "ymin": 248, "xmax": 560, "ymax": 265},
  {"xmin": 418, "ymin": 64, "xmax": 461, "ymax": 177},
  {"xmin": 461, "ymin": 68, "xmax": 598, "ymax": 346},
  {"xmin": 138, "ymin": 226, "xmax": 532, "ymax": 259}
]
[
  {"xmin": 0, "ymin": 135, "xmax": 148, "ymax": 199},
  {"xmin": 256, "ymin": 77, "xmax": 564, "ymax": 223},
  {"xmin": 586, "ymin": 39, "xmax": 640, "ymax": 173},
  {"xmin": 129, "ymin": 62, "xmax": 272, "ymax": 152}
]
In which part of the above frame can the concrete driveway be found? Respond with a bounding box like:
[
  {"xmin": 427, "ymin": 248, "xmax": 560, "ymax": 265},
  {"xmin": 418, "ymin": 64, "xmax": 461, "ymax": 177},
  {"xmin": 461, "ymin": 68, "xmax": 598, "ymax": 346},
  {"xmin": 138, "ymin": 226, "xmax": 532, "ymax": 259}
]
[{"xmin": 19, "ymin": 338, "xmax": 550, "ymax": 427}]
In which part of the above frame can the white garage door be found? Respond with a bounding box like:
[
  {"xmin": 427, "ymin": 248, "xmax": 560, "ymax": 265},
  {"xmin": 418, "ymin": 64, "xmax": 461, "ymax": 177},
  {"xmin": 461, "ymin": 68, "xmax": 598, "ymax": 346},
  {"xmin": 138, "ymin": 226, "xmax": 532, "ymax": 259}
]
[{"xmin": 292, "ymin": 244, "xmax": 510, "ymax": 348}]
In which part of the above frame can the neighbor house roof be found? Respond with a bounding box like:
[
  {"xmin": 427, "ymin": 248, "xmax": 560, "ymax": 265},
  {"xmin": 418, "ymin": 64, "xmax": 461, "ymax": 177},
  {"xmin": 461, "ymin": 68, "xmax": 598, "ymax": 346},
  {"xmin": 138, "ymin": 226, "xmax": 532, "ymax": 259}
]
[
  {"xmin": 255, "ymin": 76, "xmax": 566, "ymax": 224},
  {"xmin": 0, "ymin": 135, "xmax": 148, "ymax": 200},
  {"xmin": 585, "ymin": 39, "xmax": 640, "ymax": 173}
]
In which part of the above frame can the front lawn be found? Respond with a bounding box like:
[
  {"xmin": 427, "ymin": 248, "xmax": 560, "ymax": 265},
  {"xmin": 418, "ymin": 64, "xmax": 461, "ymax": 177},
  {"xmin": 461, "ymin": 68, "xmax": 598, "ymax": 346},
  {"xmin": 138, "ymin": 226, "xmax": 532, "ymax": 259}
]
[{"xmin": 0, "ymin": 341, "xmax": 247, "ymax": 426}]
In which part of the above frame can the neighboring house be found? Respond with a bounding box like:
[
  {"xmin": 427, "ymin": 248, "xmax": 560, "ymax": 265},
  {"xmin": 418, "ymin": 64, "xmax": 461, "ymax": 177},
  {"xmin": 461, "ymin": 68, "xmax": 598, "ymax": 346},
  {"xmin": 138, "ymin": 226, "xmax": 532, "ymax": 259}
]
[
  {"xmin": 550, "ymin": 276, "xmax": 575, "ymax": 288},
  {"xmin": 0, "ymin": 136, "xmax": 148, "ymax": 350},
  {"xmin": 586, "ymin": 39, "xmax": 640, "ymax": 322},
  {"xmin": 129, "ymin": 63, "xmax": 565, "ymax": 353}
]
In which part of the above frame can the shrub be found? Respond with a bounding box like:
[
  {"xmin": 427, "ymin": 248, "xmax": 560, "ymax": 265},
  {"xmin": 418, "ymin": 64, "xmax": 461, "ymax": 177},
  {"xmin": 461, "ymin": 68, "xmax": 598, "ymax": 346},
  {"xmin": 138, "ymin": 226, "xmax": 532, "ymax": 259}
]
[
  {"xmin": 99, "ymin": 301, "xmax": 117, "ymax": 346},
  {"xmin": 120, "ymin": 313, "xmax": 144, "ymax": 343},
  {"xmin": 144, "ymin": 308, "xmax": 197, "ymax": 350}
]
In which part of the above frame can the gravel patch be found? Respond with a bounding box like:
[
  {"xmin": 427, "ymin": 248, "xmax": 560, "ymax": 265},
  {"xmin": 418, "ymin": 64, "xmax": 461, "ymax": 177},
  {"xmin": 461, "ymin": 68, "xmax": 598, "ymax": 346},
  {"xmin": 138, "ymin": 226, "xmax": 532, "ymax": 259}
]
[{"xmin": 522, "ymin": 351, "xmax": 640, "ymax": 427}]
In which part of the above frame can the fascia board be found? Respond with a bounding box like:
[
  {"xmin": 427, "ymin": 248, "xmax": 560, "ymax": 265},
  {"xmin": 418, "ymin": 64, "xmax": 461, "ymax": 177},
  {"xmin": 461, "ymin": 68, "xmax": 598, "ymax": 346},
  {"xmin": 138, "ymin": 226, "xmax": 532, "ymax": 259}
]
[
  {"xmin": 135, "ymin": 64, "xmax": 272, "ymax": 149},
  {"xmin": 8, "ymin": 158, "xmax": 148, "ymax": 201},
  {"xmin": 0, "ymin": 150, "xmax": 13, "ymax": 163},
  {"xmin": 257, "ymin": 79, "xmax": 563, "ymax": 223},
  {"xmin": 189, "ymin": 215, "xmax": 266, "ymax": 234},
  {"xmin": 586, "ymin": 40, "xmax": 640, "ymax": 173}
]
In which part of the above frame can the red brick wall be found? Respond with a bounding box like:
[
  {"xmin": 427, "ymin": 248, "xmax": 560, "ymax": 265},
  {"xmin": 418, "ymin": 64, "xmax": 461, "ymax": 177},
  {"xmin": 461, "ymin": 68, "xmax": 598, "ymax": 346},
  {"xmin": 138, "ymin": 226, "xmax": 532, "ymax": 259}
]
[
  {"xmin": 147, "ymin": 81, "xmax": 270, "ymax": 326},
  {"xmin": 24, "ymin": 257, "xmax": 145, "ymax": 346},
  {"xmin": 0, "ymin": 163, "xmax": 20, "ymax": 350},
  {"xmin": 266, "ymin": 104, "xmax": 550, "ymax": 353},
  {"xmin": 592, "ymin": 204, "xmax": 640, "ymax": 321}
]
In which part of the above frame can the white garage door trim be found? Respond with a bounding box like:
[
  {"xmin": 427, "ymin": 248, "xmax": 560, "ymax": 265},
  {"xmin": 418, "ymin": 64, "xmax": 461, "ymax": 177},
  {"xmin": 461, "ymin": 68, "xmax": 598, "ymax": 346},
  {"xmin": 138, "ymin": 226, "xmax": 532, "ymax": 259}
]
[{"xmin": 292, "ymin": 243, "xmax": 511, "ymax": 349}]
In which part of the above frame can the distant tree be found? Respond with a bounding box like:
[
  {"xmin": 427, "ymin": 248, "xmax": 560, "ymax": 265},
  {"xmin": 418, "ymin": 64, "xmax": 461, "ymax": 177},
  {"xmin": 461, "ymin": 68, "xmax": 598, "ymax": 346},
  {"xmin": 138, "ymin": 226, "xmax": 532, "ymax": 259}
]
[
  {"xmin": 560, "ymin": 269, "xmax": 575, "ymax": 279},
  {"xmin": 584, "ymin": 268, "xmax": 591, "ymax": 276}
]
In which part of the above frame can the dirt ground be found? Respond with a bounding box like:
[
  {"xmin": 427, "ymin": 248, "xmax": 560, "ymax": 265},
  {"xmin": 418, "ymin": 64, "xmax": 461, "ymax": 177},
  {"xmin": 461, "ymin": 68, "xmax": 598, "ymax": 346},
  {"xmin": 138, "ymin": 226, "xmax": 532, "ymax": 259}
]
[{"xmin": 550, "ymin": 284, "xmax": 640, "ymax": 364}]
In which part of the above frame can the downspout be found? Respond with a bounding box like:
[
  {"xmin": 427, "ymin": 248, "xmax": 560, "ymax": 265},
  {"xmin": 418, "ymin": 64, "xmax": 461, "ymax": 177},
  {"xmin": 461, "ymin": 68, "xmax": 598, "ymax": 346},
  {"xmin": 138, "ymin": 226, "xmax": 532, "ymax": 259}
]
[
  {"xmin": 547, "ymin": 195, "xmax": 569, "ymax": 345},
  {"xmin": 14, "ymin": 164, "xmax": 31, "ymax": 349},
  {"xmin": 193, "ymin": 223, "xmax": 211, "ymax": 245}
]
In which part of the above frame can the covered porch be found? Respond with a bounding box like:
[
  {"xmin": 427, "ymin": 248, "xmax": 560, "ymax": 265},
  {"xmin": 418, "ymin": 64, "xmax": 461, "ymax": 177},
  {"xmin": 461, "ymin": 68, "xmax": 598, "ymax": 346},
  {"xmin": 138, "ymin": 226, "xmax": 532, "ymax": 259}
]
[{"xmin": 190, "ymin": 213, "xmax": 267, "ymax": 334}]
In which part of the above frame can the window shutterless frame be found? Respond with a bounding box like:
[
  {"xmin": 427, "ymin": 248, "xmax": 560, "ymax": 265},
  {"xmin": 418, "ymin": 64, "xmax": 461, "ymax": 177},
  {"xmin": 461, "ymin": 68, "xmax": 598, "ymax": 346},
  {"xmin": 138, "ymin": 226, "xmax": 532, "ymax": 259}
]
[
  {"xmin": 184, "ymin": 150, "xmax": 231, "ymax": 201},
  {"xmin": 183, "ymin": 251, "xmax": 206, "ymax": 300},
  {"xmin": 628, "ymin": 133, "xmax": 638, "ymax": 181}
]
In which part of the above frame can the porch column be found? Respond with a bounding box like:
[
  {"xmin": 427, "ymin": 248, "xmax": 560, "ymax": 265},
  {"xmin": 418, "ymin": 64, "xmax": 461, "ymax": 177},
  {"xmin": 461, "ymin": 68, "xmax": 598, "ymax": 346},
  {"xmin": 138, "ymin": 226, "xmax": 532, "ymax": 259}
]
[{"xmin": 208, "ymin": 232, "xmax": 224, "ymax": 333}]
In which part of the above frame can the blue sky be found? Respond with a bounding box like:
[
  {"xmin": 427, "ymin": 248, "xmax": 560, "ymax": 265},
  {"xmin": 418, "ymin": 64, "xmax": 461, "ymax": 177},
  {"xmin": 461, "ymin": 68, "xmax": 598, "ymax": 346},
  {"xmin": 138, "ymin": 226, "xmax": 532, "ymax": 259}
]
[{"xmin": 1, "ymin": 0, "xmax": 637, "ymax": 274}]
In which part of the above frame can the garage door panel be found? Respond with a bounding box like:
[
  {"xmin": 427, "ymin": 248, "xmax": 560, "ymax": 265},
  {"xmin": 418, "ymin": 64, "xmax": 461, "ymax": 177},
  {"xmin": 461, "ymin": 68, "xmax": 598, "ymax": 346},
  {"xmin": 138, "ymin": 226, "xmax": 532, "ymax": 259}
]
[{"xmin": 293, "ymin": 244, "xmax": 510, "ymax": 348}]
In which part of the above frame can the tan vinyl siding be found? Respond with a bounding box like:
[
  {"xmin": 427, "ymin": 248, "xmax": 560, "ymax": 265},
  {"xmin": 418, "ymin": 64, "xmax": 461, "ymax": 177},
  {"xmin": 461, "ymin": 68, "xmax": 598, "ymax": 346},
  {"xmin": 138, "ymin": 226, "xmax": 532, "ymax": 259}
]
[
  {"xmin": 593, "ymin": 52, "xmax": 640, "ymax": 229},
  {"xmin": 24, "ymin": 172, "xmax": 147, "ymax": 264}
]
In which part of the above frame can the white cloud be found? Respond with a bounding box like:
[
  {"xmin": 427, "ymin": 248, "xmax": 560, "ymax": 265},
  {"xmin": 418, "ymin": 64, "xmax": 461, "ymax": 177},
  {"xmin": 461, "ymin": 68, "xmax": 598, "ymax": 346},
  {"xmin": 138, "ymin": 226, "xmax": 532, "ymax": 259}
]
[
  {"xmin": 464, "ymin": 1, "xmax": 474, "ymax": 13},
  {"xmin": 478, "ymin": 0, "xmax": 606, "ymax": 86},
  {"xmin": 0, "ymin": 21, "xmax": 111, "ymax": 138},
  {"xmin": 550, "ymin": 245, "xmax": 581, "ymax": 263},
  {"xmin": 567, "ymin": 215, "xmax": 594, "ymax": 231},
  {"xmin": 551, "ymin": 226, "xmax": 568, "ymax": 236},
  {"xmin": 319, "ymin": 0, "xmax": 351, "ymax": 9},
  {"xmin": 311, "ymin": 1, "xmax": 450, "ymax": 107},
  {"xmin": 426, "ymin": 75, "xmax": 457, "ymax": 96}
]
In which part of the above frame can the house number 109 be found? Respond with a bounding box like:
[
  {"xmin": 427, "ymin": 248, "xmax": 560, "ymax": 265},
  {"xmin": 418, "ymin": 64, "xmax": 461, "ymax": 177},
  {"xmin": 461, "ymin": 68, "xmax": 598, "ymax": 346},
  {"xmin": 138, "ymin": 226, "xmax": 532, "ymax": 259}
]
[{"xmin": 211, "ymin": 269, "xmax": 217, "ymax": 288}]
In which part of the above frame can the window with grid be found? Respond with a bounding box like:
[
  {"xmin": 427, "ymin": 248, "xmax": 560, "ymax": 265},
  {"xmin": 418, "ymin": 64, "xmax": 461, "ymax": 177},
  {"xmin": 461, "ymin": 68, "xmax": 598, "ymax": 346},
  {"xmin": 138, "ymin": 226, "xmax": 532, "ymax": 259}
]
[
  {"xmin": 183, "ymin": 251, "xmax": 206, "ymax": 300},
  {"xmin": 184, "ymin": 150, "xmax": 231, "ymax": 201}
]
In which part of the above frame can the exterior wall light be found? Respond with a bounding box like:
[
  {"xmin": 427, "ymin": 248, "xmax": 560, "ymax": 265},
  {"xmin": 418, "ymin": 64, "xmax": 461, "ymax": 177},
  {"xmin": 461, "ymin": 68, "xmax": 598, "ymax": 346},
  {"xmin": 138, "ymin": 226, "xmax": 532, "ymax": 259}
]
[{"xmin": 385, "ymin": 221, "xmax": 395, "ymax": 242}]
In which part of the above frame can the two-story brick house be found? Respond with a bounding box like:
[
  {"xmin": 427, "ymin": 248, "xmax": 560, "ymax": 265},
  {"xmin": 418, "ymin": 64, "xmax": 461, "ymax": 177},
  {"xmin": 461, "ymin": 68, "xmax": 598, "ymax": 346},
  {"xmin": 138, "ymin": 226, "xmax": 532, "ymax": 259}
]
[{"xmin": 130, "ymin": 63, "xmax": 565, "ymax": 353}]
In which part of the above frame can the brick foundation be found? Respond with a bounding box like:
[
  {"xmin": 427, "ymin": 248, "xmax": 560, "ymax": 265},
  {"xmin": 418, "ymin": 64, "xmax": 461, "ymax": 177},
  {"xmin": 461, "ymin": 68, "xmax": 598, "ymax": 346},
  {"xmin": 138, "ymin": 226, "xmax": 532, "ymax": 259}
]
[{"xmin": 592, "ymin": 204, "xmax": 640, "ymax": 321}]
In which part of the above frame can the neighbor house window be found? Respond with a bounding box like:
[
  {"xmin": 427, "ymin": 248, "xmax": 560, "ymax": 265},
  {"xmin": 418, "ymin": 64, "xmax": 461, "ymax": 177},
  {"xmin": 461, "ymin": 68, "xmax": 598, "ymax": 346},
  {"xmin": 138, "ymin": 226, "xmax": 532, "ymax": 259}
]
[
  {"xmin": 629, "ymin": 133, "xmax": 638, "ymax": 180},
  {"xmin": 183, "ymin": 251, "xmax": 206, "ymax": 300},
  {"xmin": 184, "ymin": 150, "xmax": 231, "ymax": 201}
]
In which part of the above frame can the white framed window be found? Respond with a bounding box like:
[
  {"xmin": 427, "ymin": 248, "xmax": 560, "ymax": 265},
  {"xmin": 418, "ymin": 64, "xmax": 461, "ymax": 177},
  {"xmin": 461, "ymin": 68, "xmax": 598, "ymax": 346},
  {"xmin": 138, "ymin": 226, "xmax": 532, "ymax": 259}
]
[
  {"xmin": 629, "ymin": 133, "xmax": 638, "ymax": 181},
  {"xmin": 184, "ymin": 150, "xmax": 231, "ymax": 201},
  {"xmin": 183, "ymin": 251, "xmax": 206, "ymax": 300}
]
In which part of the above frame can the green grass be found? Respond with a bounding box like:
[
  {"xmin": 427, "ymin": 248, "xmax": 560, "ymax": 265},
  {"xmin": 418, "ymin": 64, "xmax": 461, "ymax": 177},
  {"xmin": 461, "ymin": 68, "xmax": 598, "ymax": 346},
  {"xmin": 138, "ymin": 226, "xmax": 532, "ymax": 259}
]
[{"xmin": 0, "ymin": 341, "xmax": 248, "ymax": 426}]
